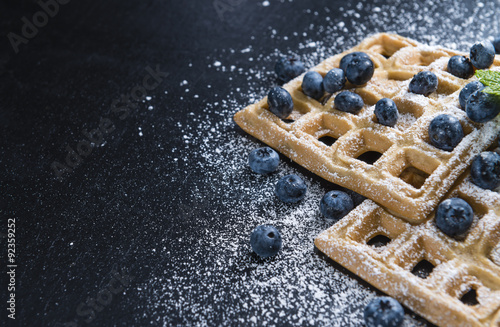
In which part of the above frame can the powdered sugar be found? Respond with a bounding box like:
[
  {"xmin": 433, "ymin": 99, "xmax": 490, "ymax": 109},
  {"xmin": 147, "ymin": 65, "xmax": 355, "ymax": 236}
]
[{"xmin": 142, "ymin": 0, "xmax": 500, "ymax": 325}]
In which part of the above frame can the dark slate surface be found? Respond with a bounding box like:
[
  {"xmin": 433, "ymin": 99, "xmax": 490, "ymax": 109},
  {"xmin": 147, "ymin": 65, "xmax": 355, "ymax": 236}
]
[{"xmin": 1, "ymin": 0, "xmax": 498, "ymax": 326}]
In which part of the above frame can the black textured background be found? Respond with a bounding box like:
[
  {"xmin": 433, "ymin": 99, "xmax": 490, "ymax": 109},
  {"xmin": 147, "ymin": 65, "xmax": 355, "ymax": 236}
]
[{"xmin": 1, "ymin": 0, "xmax": 498, "ymax": 326}]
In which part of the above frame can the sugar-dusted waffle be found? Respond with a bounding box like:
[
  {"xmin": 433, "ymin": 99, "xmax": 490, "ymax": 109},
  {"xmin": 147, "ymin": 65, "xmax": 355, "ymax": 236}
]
[
  {"xmin": 234, "ymin": 33, "xmax": 500, "ymax": 222},
  {"xmin": 315, "ymin": 173, "xmax": 500, "ymax": 327}
]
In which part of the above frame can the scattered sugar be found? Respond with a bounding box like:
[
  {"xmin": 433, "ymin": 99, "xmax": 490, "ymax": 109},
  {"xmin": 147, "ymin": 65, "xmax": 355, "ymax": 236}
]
[{"xmin": 143, "ymin": 1, "xmax": 500, "ymax": 326}]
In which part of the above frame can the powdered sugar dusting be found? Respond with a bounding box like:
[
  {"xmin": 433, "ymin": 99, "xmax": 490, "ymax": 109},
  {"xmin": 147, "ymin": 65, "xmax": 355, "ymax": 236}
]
[{"xmin": 141, "ymin": 0, "xmax": 499, "ymax": 325}]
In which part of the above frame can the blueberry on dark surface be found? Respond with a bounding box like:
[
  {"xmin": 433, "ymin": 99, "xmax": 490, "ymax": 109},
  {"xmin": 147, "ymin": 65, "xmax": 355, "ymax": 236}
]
[
  {"xmin": 435, "ymin": 198, "xmax": 473, "ymax": 237},
  {"xmin": 447, "ymin": 55, "xmax": 474, "ymax": 79},
  {"xmin": 275, "ymin": 174, "xmax": 307, "ymax": 203},
  {"xmin": 345, "ymin": 56, "xmax": 374, "ymax": 85},
  {"xmin": 302, "ymin": 71, "xmax": 324, "ymax": 100},
  {"xmin": 466, "ymin": 90, "xmax": 500, "ymax": 123},
  {"xmin": 334, "ymin": 91, "xmax": 364, "ymax": 114},
  {"xmin": 459, "ymin": 81, "xmax": 484, "ymax": 109},
  {"xmin": 267, "ymin": 87, "xmax": 294, "ymax": 119},
  {"xmin": 323, "ymin": 68, "xmax": 346, "ymax": 93},
  {"xmin": 493, "ymin": 36, "xmax": 500, "ymax": 54},
  {"xmin": 339, "ymin": 52, "xmax": 371, "ymax": 72},
  {"xmin": 250, "ymin": 225, "xmax": 282, "ymax": 258},
  {"xmin": 408, "ymin": 71, "xmax": 438, "ymax": 96},
  {"xmin": 471, "ymin": 152, "xmax": 500, "ymax": 190},
  {"xmin": 375, "ymin": 98, "xmax": 398, "ymax": 127},
  {"xmin": 428, "ymin": 114, "xmax": 464, "ymax": 151},
  {"xmin": 320, "ymin": 191, "xmax": 353, "ymax": 221},
  {"xmin": 470, "ymin": 41, "xmax": 495, "ymax": 69},
  {"xmin": 364, "ymin": 297, "xmax": 404, "ymax": 327},
  {"xmin": 274, "ymin": 56, "xmax": 306, "ymax": 82},
  {"xmin": 248, "ymin": 147, "xmax": 279, "ymax": 174}
]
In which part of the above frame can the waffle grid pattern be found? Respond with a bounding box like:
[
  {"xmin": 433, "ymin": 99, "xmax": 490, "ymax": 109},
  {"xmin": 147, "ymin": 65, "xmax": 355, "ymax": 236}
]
[
  {"xmin": 315, "ymin": 175, "xmax": 500, "ymax": 327},
  {"xmin": 234, "ymin": 33, "xmax": 500, "ymax": 222}
]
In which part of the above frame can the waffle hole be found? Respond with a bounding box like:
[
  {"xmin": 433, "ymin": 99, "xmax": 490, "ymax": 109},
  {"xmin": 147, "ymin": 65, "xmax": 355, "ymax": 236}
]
[
  {"xmin": 356, "ymin": 151, "xmax": 383, "ymax": 165},
  {"xmin": 411, "ymin": 259, "xmax": 435, "ymax": 279},
  {"xmin": 398, "ymin": 166, "xmax": 430, "ymax": 189},
  {"xmin": 318, "ymin": 135, "xmax": 337, "ymax": 146},
  {"xmin": 367, "ymin": 234, "xmax": 391, "ymax": 248},
  {"xmin": 281, "ymin": 118, "xmax": 295, "ymax": 124},
  {"xmin": 460, "ymin": 289, "xmax": 479, "ymax": 306}
]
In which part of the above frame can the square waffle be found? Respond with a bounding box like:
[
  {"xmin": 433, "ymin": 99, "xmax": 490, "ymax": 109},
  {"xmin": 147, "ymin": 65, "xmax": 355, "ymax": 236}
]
[
  {"xmin": 234, "ymin": 33, "xmax": 500, "ymax": 222},
  {"xmin": 314, "ymin": 173, "xmax": 500, "ymax": 327}
]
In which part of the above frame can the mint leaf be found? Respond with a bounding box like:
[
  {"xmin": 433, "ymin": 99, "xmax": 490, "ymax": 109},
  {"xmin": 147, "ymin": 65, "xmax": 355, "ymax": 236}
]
[
  {"xmin": 475, "ymin": 70, "xmax": 500, "ymax": 87},
  {"xmin": 482, "ymin": 85, "xmax": 500, "ymax": 96}
]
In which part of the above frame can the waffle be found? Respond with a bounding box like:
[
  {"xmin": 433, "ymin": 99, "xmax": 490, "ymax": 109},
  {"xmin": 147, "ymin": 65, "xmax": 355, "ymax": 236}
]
[
  {"xmin": 234, "ymin": 33, "xmax": 500, "ymax": 222},
  {"xmin": 314, "ymin": 173, "xmax": 500, "ymax": 327}
]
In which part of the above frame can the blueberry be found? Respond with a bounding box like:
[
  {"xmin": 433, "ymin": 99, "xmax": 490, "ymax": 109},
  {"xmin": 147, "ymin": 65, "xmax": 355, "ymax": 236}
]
[
  {"xmin": 493, "ymin": 36, "xmax": 500, "ymax": 54},
  {"xmin": 435, "ymin": 198, "xmax": 473, "ymax": 237},
  {"xmin": 470, "ymin": 41, "xmax": 495, "ymax": 69},
  {"xmin": 471, "ymin": 152, "xmax": 500, "ymax": 190},
  {"xmin": 302, "ymin": 71, "xmax": 324, "ymax": 100},
  {"xmin": 339, "ymin": 52, "xmax": 371, "ymax": 72},
  {"xmin": 375, "ymin": 98, "xmax": 398, "ymax": 127},
  {"xmin": 274, "ymin": 56, "xmax": 306, "ymax": 82},
  {"xmin": 323, "ymin": 68, "xmax": 346, "ymax": 93},
  {"xmin": 345, "ymin": 57, "xmax": 374, "ymax": 85},
  {"xmin": 248, "ymin": 147, "xmax": 279, "ymax": 174},
  {"xmin": 250, "ymin": 225, "xmax": 282, "ymax": 258},
  {"xmin": 466, "ymin": 90, "xmax": 500, "ymax": 123},
  {"xmin": 428, "ymin": 114, "xmax": 464, "ymax": 151},
  {"xmin": 320, "ymin": 191, "xmax": 353, "ymax": 221},
  {"xmin": 364, "ymin": 297, "xmax": 404, "ymax": 327},
  {"xmin": 447, "ymin": 56, "xmax": 474, "ymax": 79},
  {"xmin": 275, "ymin": 174, "xmax": 307, "ymax": 203},
  {"xmin": 267, "ymin": 87, "xmax": 294, "ymax": 119},
  {"xmin": 334, "ymin": 91, "xmax": 364, "ymax": 114},
  {"xmin": 408, "ymin": 71, "xmax": 438, "ymax": 96},
  {"xmin": 459, "ymin": 81, "xmax": 484, "ymax": 109}
]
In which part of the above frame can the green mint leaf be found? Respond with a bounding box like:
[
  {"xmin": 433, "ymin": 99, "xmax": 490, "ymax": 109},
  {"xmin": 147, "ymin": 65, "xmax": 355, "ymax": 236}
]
[
  {"xmin": 481, "ymin": 85, "xmax": 500, "ymax": 96},
  {"xmin": 475, "ymin": 69, "xmax": 500, "ymax": 87}
]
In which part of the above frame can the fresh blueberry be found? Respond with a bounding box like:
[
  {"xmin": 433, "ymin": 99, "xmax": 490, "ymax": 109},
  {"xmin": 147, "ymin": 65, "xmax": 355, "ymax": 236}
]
[
  {"xmin": 428, "ymin": 114, "xmax": 464, "ymax": 151},
  {"xmin": 409, "ymin": 71, "xmax": 438, "ymax": 96},
  {"xmin": 345, "ymin": 56, "xmax": 374, "ymax": 85},
  {"xmin": 375, "ymin": 98, "xmax": 398, "ymax": 127},
  {"xmin": 334, "ymin": 91, "xmax": 364, "ymax": 114},
  {"xmin": 470, "ymin": 41, "xmax": 495, "ymax": 69},
  {"xmin": 267, "ymin": 87, "xmax": 294, "ymax": 119},
  {"xmin": 493, "ymin": 36, "xmax": 500, "ymax": 54},
  {"xmin": 302, "ymin": 71, "xmax": 324, "ymax": 100},
  {"xmin": 250, "ymin": 225, "xmax": 282, "ymax": 258},
  {"xmin": 364, "ymin": 297, "xmax": 405, "ymax": 327},
  {"xmin": 471, "ymin": 152, "xmax": 500, "ymax": 190},
  {"xmin": 275, "ymin": 174, "xmax": 307, "ymax": 203},
  {"xmin": 466, "ymin": 90, "xmax": 500, "ymax": 123},
  {"xmin": 447, "ymin": 56, "xmax": 474, "ymax": 79},
  {"xmin": 323, "ymin": 68, "xmax": 346, "ymax": 93},
  {"xmin": 274, "ymin": 56, "xmax": 306, "ymax": 82},
  {"xmin": 339, "ymin": 52, "xmax": 371, "ymax": 72},
  {"xmin": 459, "ymin": 81, "xmax": 484, "ymax": 109},
  {"xmin": 248, "ymin": 147, "xmax": 279, "ymax": 174},
  {"xmin": 320, "ymin": 191, "xmax": 354, "ymax": 221},
  {"xmin": 435, "ymin": 198, "xmax": 473, "ymax": 237}
]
